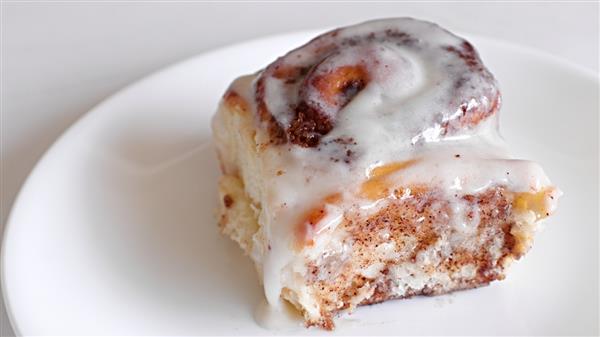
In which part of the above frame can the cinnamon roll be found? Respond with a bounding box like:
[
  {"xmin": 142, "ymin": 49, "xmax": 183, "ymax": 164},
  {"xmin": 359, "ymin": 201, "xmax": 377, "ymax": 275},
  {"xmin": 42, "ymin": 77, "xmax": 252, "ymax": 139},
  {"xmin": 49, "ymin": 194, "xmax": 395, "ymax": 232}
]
[{"xmin": 212, "ymin": 18, "xmax": 560, "ymax": 330}]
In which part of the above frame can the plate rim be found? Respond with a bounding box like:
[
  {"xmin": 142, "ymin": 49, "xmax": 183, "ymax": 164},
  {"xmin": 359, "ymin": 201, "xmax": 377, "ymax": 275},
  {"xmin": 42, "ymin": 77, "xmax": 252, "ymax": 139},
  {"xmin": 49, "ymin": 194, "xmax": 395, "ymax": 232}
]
[{"xmin": 2, "ymin": 28, "xmax": 598, "ymax": 336}]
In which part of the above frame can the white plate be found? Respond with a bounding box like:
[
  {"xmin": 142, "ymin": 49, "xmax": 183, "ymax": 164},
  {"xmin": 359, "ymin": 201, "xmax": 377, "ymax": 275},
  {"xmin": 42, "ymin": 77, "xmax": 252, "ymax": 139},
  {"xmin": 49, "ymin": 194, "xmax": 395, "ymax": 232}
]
[{"xmin": 2, "ymin": 29, "xmax": 598, "ymax": 335}]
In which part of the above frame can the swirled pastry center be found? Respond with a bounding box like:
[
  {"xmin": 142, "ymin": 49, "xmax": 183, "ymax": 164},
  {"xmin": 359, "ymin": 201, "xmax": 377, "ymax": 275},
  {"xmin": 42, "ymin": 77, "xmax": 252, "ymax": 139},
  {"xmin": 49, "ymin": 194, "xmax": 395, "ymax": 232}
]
[{"xmin": 255, "ymin": 18, "xmax": 499, "ymax": 150}]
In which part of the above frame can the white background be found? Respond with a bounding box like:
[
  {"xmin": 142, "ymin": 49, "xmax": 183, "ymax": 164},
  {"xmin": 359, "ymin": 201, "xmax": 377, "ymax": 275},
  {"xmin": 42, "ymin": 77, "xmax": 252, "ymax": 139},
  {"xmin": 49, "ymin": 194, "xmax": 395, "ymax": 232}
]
[{"xmin": 1, "ymin": 2, "xmax": 598, "ymax": 336}]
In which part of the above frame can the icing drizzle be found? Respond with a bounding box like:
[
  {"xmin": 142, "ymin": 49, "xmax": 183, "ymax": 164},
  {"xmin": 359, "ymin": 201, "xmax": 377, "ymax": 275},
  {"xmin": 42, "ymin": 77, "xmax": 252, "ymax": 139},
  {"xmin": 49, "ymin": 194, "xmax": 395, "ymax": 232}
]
[{"xmin": 255, "ymin": 17, "xmax": 500, "ymax": 149}]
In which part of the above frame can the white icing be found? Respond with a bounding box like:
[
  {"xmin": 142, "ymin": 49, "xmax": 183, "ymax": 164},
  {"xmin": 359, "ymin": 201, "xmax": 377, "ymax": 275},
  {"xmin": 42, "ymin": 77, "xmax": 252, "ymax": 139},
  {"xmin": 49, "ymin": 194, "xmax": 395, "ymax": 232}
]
[
  {"xmin": 254, "ymin": 298, "xmax": 304, "ymax": 330},
  {"xmin": 223, "ymin": 18, "xmax": 559, "ymax": 311}
]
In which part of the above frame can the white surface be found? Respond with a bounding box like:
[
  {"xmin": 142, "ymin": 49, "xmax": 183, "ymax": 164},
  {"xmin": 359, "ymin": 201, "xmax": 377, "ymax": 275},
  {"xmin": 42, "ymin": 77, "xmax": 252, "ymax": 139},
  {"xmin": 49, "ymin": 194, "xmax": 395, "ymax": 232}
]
[
  {"xmin": 1, "ymin": 3, "xmax": 598, "ymax": 336},
  {"xmin": 3, "ymin": 29, "xmax": 599, "ymax": 335}
]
